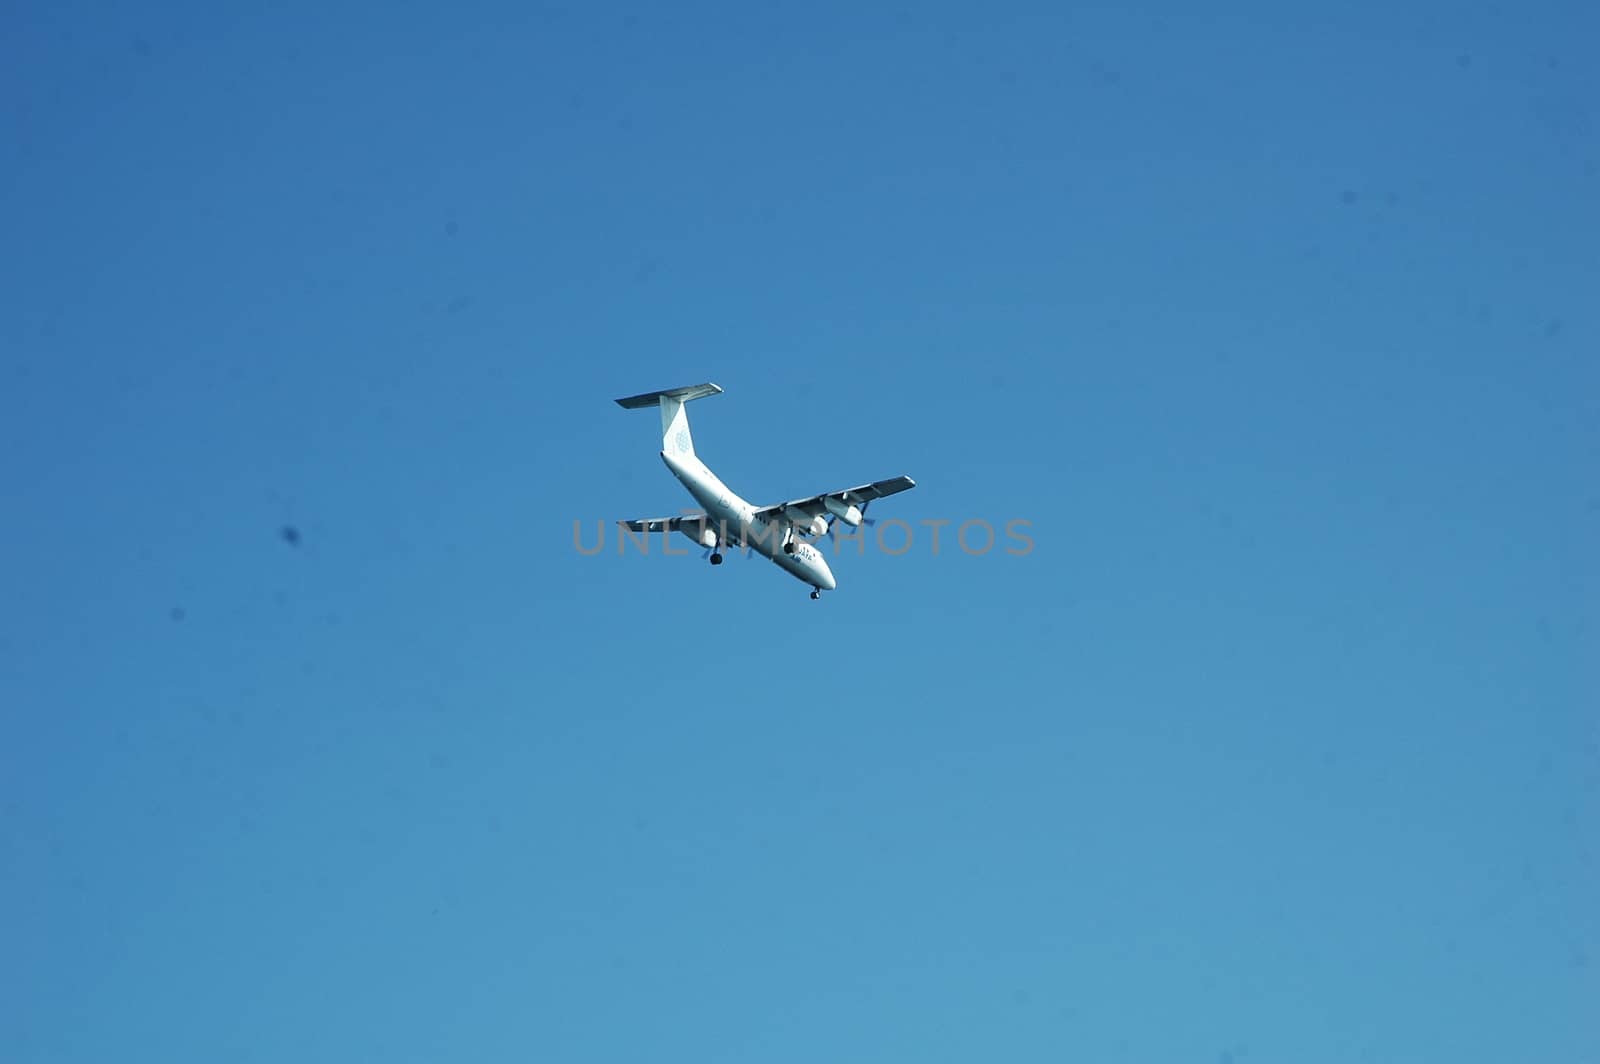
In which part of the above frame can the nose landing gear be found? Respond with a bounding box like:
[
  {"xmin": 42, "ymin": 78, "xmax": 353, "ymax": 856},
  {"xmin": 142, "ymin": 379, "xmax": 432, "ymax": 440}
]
[
  {"xmin": 709, "ymin": 551, "xmax": 723, "ymax": 565},
  {"xmin": 810, "ymin": 588, "xmax": 821, "ymax": 600}
]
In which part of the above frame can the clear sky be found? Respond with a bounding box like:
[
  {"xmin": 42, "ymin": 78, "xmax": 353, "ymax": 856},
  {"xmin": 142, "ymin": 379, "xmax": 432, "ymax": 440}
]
[{"xmin": 3, "ymin": 2, "xmax": 1596, "ymax": 1061}]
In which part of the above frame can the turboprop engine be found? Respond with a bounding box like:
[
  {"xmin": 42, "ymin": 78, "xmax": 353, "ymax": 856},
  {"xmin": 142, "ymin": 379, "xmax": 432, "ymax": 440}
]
[
  {"xmin": 784, "ymin": 507, "xmax": 828, "ymax": 538},
  {"xmin": 680, "ymin": 524, "xmax": 718, "ymax": 549},
  {"xmin": 823, "ymin": 497, "xmax": 864, "ymax": 527}
]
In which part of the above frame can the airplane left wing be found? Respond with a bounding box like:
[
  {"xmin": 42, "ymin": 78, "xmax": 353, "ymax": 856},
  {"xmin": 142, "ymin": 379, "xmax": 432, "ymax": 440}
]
[{"xmin": 752, "ymin": 475, "xmax": 917, "ymax": 525}]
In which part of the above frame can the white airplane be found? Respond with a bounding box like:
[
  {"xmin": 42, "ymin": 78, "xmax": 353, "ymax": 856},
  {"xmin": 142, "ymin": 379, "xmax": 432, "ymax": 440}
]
[{"xmin": 616, "ymin": 383, "xmax": 916, "ymax": 599}]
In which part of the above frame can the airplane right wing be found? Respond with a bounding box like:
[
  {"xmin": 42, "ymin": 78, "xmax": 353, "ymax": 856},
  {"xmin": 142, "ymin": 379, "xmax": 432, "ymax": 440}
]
[
  {"xmin": 619, "ymin": 513, "xmax": 745, "ymax": 547},
  {"xmin": 618, "ymin": 516, "xmax": 693, "ymax": 534}
]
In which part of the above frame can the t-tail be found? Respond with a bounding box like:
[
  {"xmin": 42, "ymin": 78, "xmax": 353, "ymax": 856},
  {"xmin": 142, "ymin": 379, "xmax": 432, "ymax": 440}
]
[{"xmin": 615, "ymin": 383, "xmax": 723, "ymax": 457}]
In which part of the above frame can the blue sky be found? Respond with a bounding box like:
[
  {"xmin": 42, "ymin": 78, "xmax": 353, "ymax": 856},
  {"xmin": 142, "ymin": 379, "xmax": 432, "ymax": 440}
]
[{"xmin": 3, "ymin": 2, "xmax": 1596, "ymax": 1061}]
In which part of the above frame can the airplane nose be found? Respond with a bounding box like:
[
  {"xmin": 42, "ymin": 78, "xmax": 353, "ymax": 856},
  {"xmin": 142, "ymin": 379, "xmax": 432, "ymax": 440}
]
[{"xmin": 817, "ymin": 562, "xmax": 837, "ymax": 591}]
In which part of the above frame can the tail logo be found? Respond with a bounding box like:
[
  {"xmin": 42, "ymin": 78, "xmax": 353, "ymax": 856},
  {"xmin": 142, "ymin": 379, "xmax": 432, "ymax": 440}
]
[{"xmin": 674, "ymin": 428, "xmax": 691, "ymax": 454}]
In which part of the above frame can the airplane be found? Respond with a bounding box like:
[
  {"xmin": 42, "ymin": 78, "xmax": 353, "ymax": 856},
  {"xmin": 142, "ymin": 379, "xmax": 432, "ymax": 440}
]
[{"xmin": 616, "ymin": 383, "xmax": 915, "ymax": 599}]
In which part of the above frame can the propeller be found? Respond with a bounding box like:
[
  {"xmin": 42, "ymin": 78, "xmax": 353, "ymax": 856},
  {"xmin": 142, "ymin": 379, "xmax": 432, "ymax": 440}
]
[{"xmin": 823, "ymin": 499, "xmax": 876, "ymax": 541}]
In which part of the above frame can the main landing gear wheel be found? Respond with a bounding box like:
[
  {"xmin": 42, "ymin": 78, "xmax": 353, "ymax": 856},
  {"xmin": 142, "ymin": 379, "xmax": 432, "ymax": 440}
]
[
  {"xmin": 709, "ymin": 552, "xmax": 723, "ymax": 565},
  {"xmin": 783, "ymin": 540, "xmax": 796, "ymax": 554},
  {"xmin": 810, "ymin": 588, "xmax": 821, "ymax": 600}
]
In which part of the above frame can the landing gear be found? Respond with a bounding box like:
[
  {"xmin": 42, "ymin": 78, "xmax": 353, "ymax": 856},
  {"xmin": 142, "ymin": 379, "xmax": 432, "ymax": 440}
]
[
  {"xmin": 783, "ymin": 539, "xmax": 796, "ymax": 555},
  {"xmin": 810, "ymin": 588, "xmax": 821, "ymax": 600},
  {"xmin": 709, "ymin": 551, "xmax": 723, "ymax": 565}
]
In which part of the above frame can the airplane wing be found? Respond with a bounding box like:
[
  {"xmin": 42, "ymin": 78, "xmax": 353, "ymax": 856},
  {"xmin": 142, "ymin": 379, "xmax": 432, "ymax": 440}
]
[
  {"xmin": 618, "ymin": 515, "xmax": 695, "ymax": 534},
  {"xmin": 752, "ymin": 475, "xmax": 917, "ymax": 524},
  {"xmin": 620, "ymin": 513, "xmax": 760, "ymax": 552}
]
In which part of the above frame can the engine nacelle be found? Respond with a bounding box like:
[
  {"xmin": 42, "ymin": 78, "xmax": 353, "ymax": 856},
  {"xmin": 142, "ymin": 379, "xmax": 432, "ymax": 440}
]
[
  {"xmin": 824, "ymin": 497, "xmax": 864, "ymax": 527},
  {"xmin": 681, "ymin": 525, "xmax": 718, "ymax": 549},
  {"xmin": 784, "ymin": 508, "xmax": 828, "ymax": 538}
]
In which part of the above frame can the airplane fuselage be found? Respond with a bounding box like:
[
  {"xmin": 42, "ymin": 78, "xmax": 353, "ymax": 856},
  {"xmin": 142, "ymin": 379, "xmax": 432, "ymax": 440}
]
[{"xmin": 661, "ymin": 450, "xmax": 837, "ymax": 591}]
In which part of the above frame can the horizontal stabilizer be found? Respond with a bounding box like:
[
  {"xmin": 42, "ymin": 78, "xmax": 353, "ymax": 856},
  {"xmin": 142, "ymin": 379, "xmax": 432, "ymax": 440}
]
[{"xmin": 615, "ymin": 383, "xmax": 723, "ymax": 409}]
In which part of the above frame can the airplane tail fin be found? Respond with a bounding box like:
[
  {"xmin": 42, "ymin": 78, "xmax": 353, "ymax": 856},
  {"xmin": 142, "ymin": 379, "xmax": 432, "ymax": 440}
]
[{"xmin": 615, "ymin": 383, "xmax": 722, "ymax": 457}]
